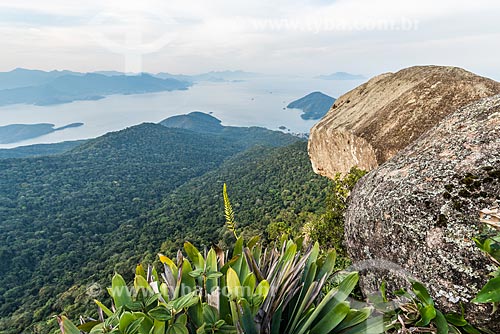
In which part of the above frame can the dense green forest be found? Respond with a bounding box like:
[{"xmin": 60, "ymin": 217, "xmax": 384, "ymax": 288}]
[
  {"xmin": 143, "ymin": 142, "xmax": 331, "ymax": 251},
  {"xmin": 0, "ymin": 122, "xmax": 331, "ymax": 333}
]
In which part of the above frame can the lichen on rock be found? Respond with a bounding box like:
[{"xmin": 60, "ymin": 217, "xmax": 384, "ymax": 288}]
[{"xmin": 344, "ymin": 94, "xmax": 500, "ymax": 331}]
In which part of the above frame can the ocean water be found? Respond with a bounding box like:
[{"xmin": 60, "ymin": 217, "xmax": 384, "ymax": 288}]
[{"xmin": 0, "ymin": 76, "xmax": 364, "ymax": 148}]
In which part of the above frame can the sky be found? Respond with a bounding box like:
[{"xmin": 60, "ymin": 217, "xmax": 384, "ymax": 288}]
[{"xmin": 0, "ymin": 0, "xmax": 499, "ymax": 79}]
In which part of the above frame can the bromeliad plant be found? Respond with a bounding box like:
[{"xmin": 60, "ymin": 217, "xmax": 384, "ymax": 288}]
[
  {"xmin": 58, "ymin": 238, "xmax": 378, "ymax": 334},
  {"xmin": 472, "ymin": 207, "xmax": 500, "ymax": 311},
  {"xmin": 372, "ymin": 280, "xmax": 484, "ymax": 334},
  {"xmin": 58, "ymin": 185, "xmax": 379, "ymax": 334}
]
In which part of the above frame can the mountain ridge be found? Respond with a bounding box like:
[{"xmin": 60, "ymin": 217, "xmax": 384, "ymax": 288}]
[{"xmin": 0, "ymin": 71, "xmax": 191, "ymax": 106}]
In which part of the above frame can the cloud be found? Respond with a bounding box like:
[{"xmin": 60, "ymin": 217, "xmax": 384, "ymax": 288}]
[
  {"xmin": 0, "ymin": 8, "xmax": 86, "ymax": 27},
  {"xmin": 0, "ymin": 0, "xmax": 498, "ymax": 79}
]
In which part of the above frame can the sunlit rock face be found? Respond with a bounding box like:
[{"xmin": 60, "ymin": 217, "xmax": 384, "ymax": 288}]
[{"xmin": 308, "ymin": 65, "xmax": 500, "ymax": 178}]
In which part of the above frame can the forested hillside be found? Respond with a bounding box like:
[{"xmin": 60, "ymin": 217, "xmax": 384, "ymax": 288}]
[
  {"xmin": 0, "ymin": 123, "xmax": 329, "ymax": 334},
  {"xmin": 143, "ymin": 142, "xmax": 330, "ymax": 251}
]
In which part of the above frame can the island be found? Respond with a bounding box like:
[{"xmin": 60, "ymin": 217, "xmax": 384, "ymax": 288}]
[
  {"xmin": 0, "ymin": 122, "xmax": 84, "ymax": 144},
  {"xmin": 287, "ymin": 92, "xmax": 336, "ymax": 120}
]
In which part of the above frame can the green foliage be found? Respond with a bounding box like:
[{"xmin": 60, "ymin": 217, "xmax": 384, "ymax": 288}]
[
  {"xmin": 145, "ymin": 142, "xmax": 330, "ymax": 254},
  {"xmin": 0, "ymin": 125, "xmax": 302, "ymax": 334},
  {"xmin": 302, "ymin": 167, "xmax": 367, "ymax": 268},
  {"xmin": 57, "ymin": 316, "xmax": 80, "ymax": 334},
  {"xmin": 371, "ymin": 281, "xmax": 482, "ymax": 333},
  {"xmin": 0, "ymin": 128, "xmax": 356, "ymax": 334},
  {"xmin": 473, "ymin": 277, "xmax": 500, "ymax": 304},
  {"xmin": 472, "ymin": 208, "xmax": 500, "ymax": 309},
  {"xmin": 59, "ymin": 184, "xmax": 374, "ymax": 333},
  {"xmin": 264, "ymin": 166, "xmax": 366, "ymax": 269},
  {"xmin": 223, "ymin": 184, "xmax": 238, "ymax": 238},
  {"xmin": 266, "ymin": 221, "xmax": 292, "ymax": 240},
  {"xmin": 59, "ymin": 237, "xmax": 375, "ymax": 334}
]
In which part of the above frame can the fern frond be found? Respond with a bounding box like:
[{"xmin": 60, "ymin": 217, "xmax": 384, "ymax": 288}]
[{"xmin": 223, "ymin": 183, "xmax": 237, "ymax": 238}]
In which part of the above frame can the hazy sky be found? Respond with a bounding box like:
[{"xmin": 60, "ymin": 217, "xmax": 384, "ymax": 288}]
[{"xmin": 1, "ymin": 0, "xmax": 499, "ymax": 79}]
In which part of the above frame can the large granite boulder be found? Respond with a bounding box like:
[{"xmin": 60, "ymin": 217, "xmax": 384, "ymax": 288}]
[
  {"xmin": 345, "ymin": 95, "xmax": 500, "ymax": 330},
  {"xmin": 308, "ymin": 66, "xmax": 500, "ymax": 178}
]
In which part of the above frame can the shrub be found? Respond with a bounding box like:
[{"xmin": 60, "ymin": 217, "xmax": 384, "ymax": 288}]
[
  {"xmin": 58, "ymin": 237, "xmax": 378, "ymax": 334},
  {"xmin": 57, "ymin": 184, "xmax": 379, "ymax": 334}
]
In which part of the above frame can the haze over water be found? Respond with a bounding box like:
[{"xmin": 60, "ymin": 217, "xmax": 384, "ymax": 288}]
[{"xmin": 0, "ymin": 75, "xmax": 364, "ymax": 149}]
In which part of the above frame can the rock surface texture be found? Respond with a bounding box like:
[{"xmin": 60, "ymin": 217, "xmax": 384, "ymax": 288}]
[
  {"xmin": 345, "ymin": 95, "xmax": 500, "ymax": 330},
  {"xmin": 308, "ymin": 66, "xmax": 500, "ymax": 177}
]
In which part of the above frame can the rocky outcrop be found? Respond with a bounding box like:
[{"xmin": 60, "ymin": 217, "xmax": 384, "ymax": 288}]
[
  {"xmin": 308, "ymin": 66, "xmax": 500, "ymax": 178},
  {"xmin": 344, "ymin": 95, "xmax": 500, "ymax": 330}
]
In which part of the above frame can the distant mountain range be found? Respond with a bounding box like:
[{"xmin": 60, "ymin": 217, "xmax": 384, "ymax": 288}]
[
  {"xmin": 155, "ymin": 70, "xmax": 261, "ymax": 83},
  {"xmin": 316, "ymin": 72, "xmax": 366, "ymax": 80},
  {"xmin": 0, "ymin": 68, "xmax": 83, "ymax": 90},
  {"xmin": 0, "ymin": 68, "xmax": 262, "ymax": 107},
  {"xmin": 94, "ymin": 69, "xmax": 260, "ymax": 82},
  {"xmin": 0, "ymin": 69, "xmax": 192, "ymax": 106},
  {"xmin": 287, "ymin": 92, "xmax": 336, "ymax": 120},
  {"xmin": 0, "ymin": 122, "xmax": 83, "ymax": 144}
]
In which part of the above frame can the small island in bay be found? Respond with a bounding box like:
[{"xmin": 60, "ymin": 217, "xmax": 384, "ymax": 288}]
[
  {"xmin": 287, "ymin": 91, "xmax": 336, "ymax": 120},
  {"xmin": 0, "ymin": 122, "xmax": 84, "ymax": 144}
]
